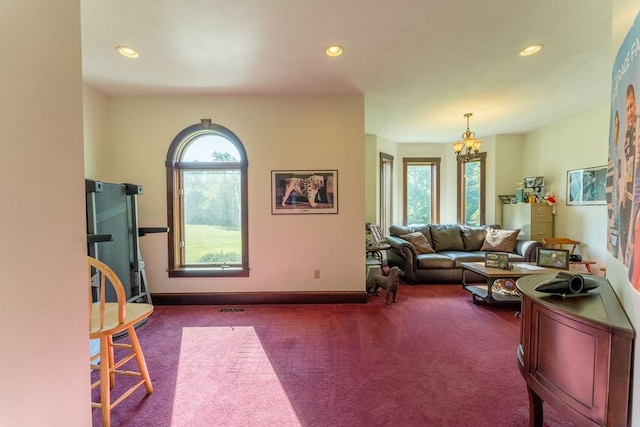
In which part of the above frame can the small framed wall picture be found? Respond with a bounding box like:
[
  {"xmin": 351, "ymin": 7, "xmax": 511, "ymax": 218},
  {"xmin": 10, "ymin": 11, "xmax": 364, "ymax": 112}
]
[
  {"xmin": 567, "ymin": 165, "xmax": 607, "ymax": 206},
  {"xmin": 485, "ymin": 252, "xmax": 509, "ymax": 269},
  {"xmin": 271, "ymin": 170, "xmax": 338, "ymax": 215},
  {"xmin": 536, "ymin": 248, "xmax": 569, "ymax": 270},
  {"xmin": 524, "ymin": 176, "xmax": 544, "ymax": 188}
]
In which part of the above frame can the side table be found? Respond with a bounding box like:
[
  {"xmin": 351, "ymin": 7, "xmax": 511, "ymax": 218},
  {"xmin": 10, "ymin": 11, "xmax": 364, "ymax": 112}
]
[
  {"xmin": 569, "ymin": 260, "xmax": 596, "ymax": 273},
  {"xmin": 366, "ymin": 243, "xmax": 390, "ymax": 265}
]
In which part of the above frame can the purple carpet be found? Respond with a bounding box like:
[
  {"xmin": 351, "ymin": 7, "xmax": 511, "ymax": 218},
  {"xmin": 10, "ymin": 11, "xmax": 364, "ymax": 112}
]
[{"xmin": 92, "ymin": 283, "xmax": 574, "ymax": 426}]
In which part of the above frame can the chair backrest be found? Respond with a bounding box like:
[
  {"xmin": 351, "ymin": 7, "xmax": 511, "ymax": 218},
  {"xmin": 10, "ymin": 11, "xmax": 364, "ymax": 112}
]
[
  {"xmin": 542, "ymin": 237, "xmax": 580, "ymax": 255},
  {"xmin": 88, "ymin": 256, "xmax": 127, "ymax": 332},
  {"xmin": 368, "ymin": 224, "xmax": 386, "ymax": 245}
]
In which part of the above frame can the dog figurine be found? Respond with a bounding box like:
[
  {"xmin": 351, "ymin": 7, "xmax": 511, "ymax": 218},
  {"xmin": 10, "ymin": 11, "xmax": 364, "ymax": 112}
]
[
  {"xmin": 281, "ymin": 175, "xmax": 325, "ymax": 207},
  {"xmin": 366, "ymin": 266, "xmax": 403, "ymax": 304}
]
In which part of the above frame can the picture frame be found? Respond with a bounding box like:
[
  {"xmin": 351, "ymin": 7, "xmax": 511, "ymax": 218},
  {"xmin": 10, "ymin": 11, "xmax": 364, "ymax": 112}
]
[
  {"xmin": 536, "ymin": 248, "xmax": 569, "ymax": 270},
  {"xmin": 499, "ymin": 195, "xmax": 516, "ymax": 204},
  {"xmin": 567, "ymin": 165, "xmax": 607, "ymax": 206},
  {"xmin": 271, "ymin": 170, "xmax": 338, "ymax": 215},
  {"xmin": 485, "ymin": 252, "xmax": 509, "ymax": 269},
  {"xmin": 523, "ymin": 176, "xmax": 544, "ymax": 188}
]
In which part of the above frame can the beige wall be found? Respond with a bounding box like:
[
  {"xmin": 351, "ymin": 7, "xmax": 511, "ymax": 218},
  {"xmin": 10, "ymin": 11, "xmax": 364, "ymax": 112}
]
[
  {"xmin": 493, "ymin": 134, "xmax": 526, "ymax": 226},
  {"xmin": 523, "ymin": 104, "xmax": 610, "ymax": 270},
  {"xmin": 0, "ymin": 1, "xmax": 91, "ymax": 426},
  {"xmin": 83, "ymin": 84, "xmax": 110, "ymax": 179},
  {"xmin": 83, "ymin": 93, "xmax": 366, "ymax": 293}
]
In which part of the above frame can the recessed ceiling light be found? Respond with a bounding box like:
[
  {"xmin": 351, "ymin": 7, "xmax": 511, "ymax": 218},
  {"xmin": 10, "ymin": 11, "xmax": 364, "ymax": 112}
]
[
  {"xmin": 325, "ymin": 44, "xmax": 344, "ymax": 57},
  {"xmin": 116, "ymin": 45, "xmax": 139, "ymax": 59},
  {"xmin": 519, "ymin": 44, "xmax": 543, "ymax": 57}
]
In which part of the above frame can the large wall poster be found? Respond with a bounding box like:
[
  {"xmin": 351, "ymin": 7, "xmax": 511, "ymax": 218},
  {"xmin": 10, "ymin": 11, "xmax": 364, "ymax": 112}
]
[{"xmin": 608, "ymin": 12, "xmax": 640, "ymax": 292}]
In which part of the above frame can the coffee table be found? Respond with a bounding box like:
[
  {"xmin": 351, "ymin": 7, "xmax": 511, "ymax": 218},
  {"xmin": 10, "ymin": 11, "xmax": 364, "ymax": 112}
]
[{"xmin": 460, "ymin": 262, "xmax": 573, "ymax": 306}]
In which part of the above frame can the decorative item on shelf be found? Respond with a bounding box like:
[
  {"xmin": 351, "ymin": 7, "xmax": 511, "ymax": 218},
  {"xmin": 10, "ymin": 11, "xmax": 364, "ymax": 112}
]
[
  {"xmin": 485, "ymin": 252, "xmax": 510, "ymax": 269},
  {"xmin": 452, "ymin": 113, "xmax": 483, "ymax": 161},
  {"xmin": 516, "ymin": 182, "xmax": 525, "ymax": 203},
  {"xmin": 499, "ymin": 195, "xmax": 516, "ymax": 204},
  {"xmin": 534, "ymin": 272, "xmax": 600, "ymax": 296},
  {"xmin": 544, "ymin": 191, "xmax": 558, "ymax": 214},
  {"xmin": 523, "ymin": 176, "xmax": 544, "ymax": 188},
  {"xmin": 523, "ymin": 176, "xmax": 545, "ymax": 203}
]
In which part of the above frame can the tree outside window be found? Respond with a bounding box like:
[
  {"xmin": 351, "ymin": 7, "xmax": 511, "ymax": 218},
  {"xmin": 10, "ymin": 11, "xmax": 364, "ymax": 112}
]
[
  {"xmin": 457, "ymin": 153, "xmax": 486, "ymax": 226},
  {"xmin": 403, "ymin": 158, "xmax": 440, "ymax": 224}
]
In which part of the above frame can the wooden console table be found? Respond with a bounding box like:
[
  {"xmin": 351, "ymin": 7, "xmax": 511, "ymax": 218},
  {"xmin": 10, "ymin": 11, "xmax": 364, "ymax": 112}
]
[{"xmin": 516, "ymin": 275, "xmax": 634, "ymax": 426}]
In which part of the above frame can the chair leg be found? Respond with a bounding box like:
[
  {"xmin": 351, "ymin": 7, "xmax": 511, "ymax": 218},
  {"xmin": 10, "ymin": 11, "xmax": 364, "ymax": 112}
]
[
  {"xmin": 99, "ymin": 336, "xmax": 112, "ymax": 427},
  {"xmin": 127, "ymin": 326, "xmax": 154, "ymax": 394},
  {"xmin": 108, "ymin": 335, "xmax": 115, "ymax": 389}
]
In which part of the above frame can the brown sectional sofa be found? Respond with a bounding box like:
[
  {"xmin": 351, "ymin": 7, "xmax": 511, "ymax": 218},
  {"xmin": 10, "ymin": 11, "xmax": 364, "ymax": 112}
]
[{"xmin": 384, "ymin": 223, "xmax": 542, "ymax": 284}]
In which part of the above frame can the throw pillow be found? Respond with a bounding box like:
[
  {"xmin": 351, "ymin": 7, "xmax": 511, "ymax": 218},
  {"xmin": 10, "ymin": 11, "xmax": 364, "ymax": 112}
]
[
  {"xmin": 461, "ymin": 226, "xmax": 488, "ymax": 251},
  {"xmin": 399, "ymin": 232, "xmax": 436, "ymax": 254},
  {"xmin": 481, "ymin": 228, "xmax": 521, "ymax": 253}
]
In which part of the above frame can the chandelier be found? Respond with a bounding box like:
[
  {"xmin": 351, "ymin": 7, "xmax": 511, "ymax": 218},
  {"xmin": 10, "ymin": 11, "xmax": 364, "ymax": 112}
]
[{"xmin": 452, "ymin": 113, "xmax": 483, "ymax": 161}]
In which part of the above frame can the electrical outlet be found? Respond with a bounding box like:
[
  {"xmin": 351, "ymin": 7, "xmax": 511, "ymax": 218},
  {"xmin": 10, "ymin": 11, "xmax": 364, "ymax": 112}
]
[{"xmin": 314, "ymin": 269, "xmax": 320, "ymax": 279}]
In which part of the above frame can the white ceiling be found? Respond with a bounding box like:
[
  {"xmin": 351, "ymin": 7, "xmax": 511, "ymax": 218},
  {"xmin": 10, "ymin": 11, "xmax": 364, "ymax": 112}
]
[{"xmin": 81, "ymin": 0, "xmax": 617, "ymax": 143}]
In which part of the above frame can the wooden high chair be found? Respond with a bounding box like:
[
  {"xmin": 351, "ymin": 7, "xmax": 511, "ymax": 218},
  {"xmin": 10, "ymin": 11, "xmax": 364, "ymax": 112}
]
[
  {"xmin": 542, "ymin": 237, "xmax": 596, "ymax": 273},
  {"xmin": 89, "ymin": 256, "xmax": 154, "ymax": 426}
]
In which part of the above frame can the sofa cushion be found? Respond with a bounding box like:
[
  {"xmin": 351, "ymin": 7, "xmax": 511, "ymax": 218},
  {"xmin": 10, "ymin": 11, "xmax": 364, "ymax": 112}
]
[
  {"xmin": 399, "ymin": 232, "xmax": 436, "ymax": 254},
  {"xmin": 429, "ymin": 224, "xmax": 465, "ymax": 252},
  {"xmin": 461, "ymin": 226, "xmax": 488, "ymax": 251},
  {"xmin": 481, "ymin": 228, "xmax": 521, "ymax": 253},
  {"xmin": 389, "ymin": 224, "xmax": 415, "ymax": 237},
  {"xmin": 438, "ymin": 251, "xmax": 485, "ymax": 267},
  {"xmin": 416, "ymin": 253, "xmax": 456, "ymax": 269}
]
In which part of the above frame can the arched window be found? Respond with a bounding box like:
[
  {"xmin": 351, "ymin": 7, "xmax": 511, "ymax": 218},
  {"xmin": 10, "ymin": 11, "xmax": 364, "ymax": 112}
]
[{"xmin": 166, "ymin": 120, "xmax": 248, "ymax": 277}]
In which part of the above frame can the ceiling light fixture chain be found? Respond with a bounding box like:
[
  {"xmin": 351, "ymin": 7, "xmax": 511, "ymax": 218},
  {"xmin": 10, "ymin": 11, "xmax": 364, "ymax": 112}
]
[{"xmin": 452, "ymin": 113, "xmax": 483, "ymax": 162}]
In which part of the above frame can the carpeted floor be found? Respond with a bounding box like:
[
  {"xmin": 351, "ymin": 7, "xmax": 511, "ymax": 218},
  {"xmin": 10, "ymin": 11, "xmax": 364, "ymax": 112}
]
[{"xmin": 92, "ymin": 282, "xmax": 575, "ymax": 426}]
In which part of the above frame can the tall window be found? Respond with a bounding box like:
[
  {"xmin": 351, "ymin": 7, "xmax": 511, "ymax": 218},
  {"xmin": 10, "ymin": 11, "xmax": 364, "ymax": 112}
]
[
  {"xmin": 166, "ymin": 121, "xmax": 248, "ymax": 277},
  {"xmin": 403, "ymin": 158, "xmax": 440, "ymax": 224},
  {"xmin": 379, "ymin": 153, "xmax": 394, "ymax": 233},
  {"xmin": 457, "ymin": 153, "xmax": 486, "ymax": 226}
]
